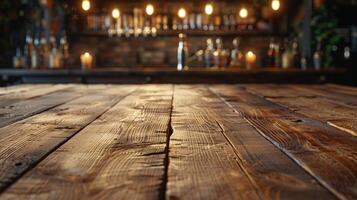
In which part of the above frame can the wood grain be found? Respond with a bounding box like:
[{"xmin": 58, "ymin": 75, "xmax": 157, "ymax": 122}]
[
  {"xmin": 211, "ymin": 85, "xmax": 357, "ymax": 200},
  {"xmin": 0, "ymin": 85, "xmax": 136, "ymax": 192},
  {"xmin": 326, "ymin": 84, "xmax": 357, "ymax": 97},
  {"xmin": 0, "ymin": 84, "xmax": 74, "ymax": 108},
  {"xmin": 291, "ymin": 85, "xmax": 357, "ymax": 107},
  {"xmin": 167, "ymin": 85, "xmax": 262, "ymax": 200},
  {"xmin": 243, "ymin": 84, "xmax": 357, "ymax": 136},
  {"xmin": 1, "ymin": 85, "xmax": 173, "ymax": 200},
  {"xmin": 0, "ymin": 84, "xmax": 46, "ymax": 96},
  {"xmin": 0, "ymin": 87, "xmax": 86, "ymax": 128}
]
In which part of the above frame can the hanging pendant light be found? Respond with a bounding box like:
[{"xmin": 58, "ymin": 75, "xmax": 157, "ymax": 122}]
[
  {"xmin": 271, "ymin": 0, "xmax": 281, "ymax": 11},
  {"xmin": 81, "ymin": 0, "xmax": 91, "ymax": 11}
]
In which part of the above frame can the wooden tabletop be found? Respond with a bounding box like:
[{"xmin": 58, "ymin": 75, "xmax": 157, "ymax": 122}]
[{"xmin": 0, "ymin": 84, "xmax": 356, "ymax": 200}]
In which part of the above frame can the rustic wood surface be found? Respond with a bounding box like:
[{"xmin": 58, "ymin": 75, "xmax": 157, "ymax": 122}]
[
  {"xmin": 0, "ymin": 84, "xmax": 356, "ymax": 200},
  {"xmin": 242, "ymin": 84, "xmax": 357, "ymax": 136}
]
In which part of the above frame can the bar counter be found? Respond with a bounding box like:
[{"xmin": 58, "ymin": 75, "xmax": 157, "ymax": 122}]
[
  {"xmin": 0, "ymin": 67, "xmax": 350, "ymax": 84},
  {"xmin": 0, "ymin": 83, "xmax": 356, "ymax": 199}
]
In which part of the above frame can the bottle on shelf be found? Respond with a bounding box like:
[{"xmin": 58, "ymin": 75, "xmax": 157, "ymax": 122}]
[
  {"xmin": 213, "ymin": 38, "xmax": 229, "ymax": 68},
  {"xmin": 59, "ymin": 34, "xmax": 69, "ymax": 67},
  {"xmin": 267, "ymin": 38, "xmax": 276, "ymax": 67},
  {"xmin": 291, "ymin": 39, "xmax": 301, "ymax": 68},
  {"xmin": 24, "ymin": 32, "xmax": 34, "ymax": 68},
  {"xmin": 13, "ymin": 48, "xmax": 23, "ymax": 68},
  {"xmin": 31, "ymin": 38, "xmax": 39, "ymax": 69},
  {"xmin": 313, "ymin": 40, "xmax": 323, "ymax": 70},
  {"xmin": 39, "ymin": 34, "xmax": 50, "ymax": 68},
  {"xmin": 204, "ymin": 38, "xmax": 215, "ymax": 68},
  {"xmin": 230, "ymin": 37, "xmax": 244, "ymax": 68},
  {"xmin": 274, "ymin": 41, "xmax": 282, "ymax": 67},
  {"xmin": 49, "ymin": 36, "xmax": 62, "ymax": 69},
  {"xmin": 282, "ymin": 39, "xmax": 292, "ymax": 69},
  {"xmin": 177, "ymin": 33, "xmax": 189, "ymax": 71}
]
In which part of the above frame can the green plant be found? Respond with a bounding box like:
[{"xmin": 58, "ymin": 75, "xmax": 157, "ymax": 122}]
[{"xmin": 311, "ymin": 5, "xmax": 342, "ymax": 68}]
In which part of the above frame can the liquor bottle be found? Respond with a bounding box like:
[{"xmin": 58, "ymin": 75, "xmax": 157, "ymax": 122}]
[
  {"xmin": 282, "ymin": 39, "xmax": 292, "ymax": 69},
  {"xmin": 172, "ymin": 17, "xmax": 178, "ymax": 30},
  {"xmin": 229, "ymin": 14, "xmax": 237, "ymax": 31},
  {"xmin": 274, "ymin": 41, "xmax": 282, "ymax": 68},
  {"xmin": 162, "ymin": 15, "xmax": 169, "ymax": 30},
  {"xmin": 204, "ymin": 38, "xmax": 214, "ymax": 68},
  {"xmin": 196, "ymin": 14, "xmax": 202, "ymax": 30},
  {"xmin": 189, "ymin": 14, "xmax": 196, "ymax": 30},
  {"xmin": 24, "ymin": 32, "xmax": 33, "ymax": 68},
  {"xmin": 31, "ymin": 38, "xmax": 39, "ymax": 69},
  {"xmin": 313, "ymin": 41, "xmax": 322, "ymax": 70},
  {"xmin": 213, "ymin": 15, "xmax": 221, "ymax": 31},
  {"xmin": 177, "ymin": 33, "xmax": 188, "ymax": 71},
  {"xmin": 39, "ymin": 34, "xmax": 50, "ymax": 68},
  {"xmin": 60, "ymin": 35, "xmax": 69, "ymax": 67},
  {"xmin": 291, "ymin": 39, "xmax": 301, "ymax": 68},
  {"xmin": 213, "ymin": 38, "xmax": 229, "ymax": 68},
  {"xmin": 13, "ymin": 48, "xmax": 23, "ymax": 68},
  {"xmin": 267, "ymin": 38, "xmax": 276, "ymax": 67},
  {"xmin": 230, "ymin": 37, "xmax": 244, "ymax": 68}
]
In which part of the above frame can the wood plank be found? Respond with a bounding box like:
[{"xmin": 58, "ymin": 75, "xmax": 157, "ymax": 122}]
[
  {"xmin": 0, "ymin": 84, "xmax": 48, "ymax": 96},
  {"xmin": 0, "ymin": 84, "xmax": 75, "ymax": 108},
  {"xmin": 291, "ymin": 85, "xmax": 357, "ymax": 107},
  {"xmin": 326, "ymin": 84, "xmax": 357, "ymax": 97},
  {"xmin": 167, "ymin": 85, "xmax": 261, "ymax": 200},
  {"xmin": 0, "ymin": 85, "xmax": 136, "ymax": 192},
  {"xmin": 0, "ymin": 87, "xmax": 88, "ymax": 128},
  {"xmin": 168, "ymin": 85, "xmax": 334, "ymax": 200},
  {"xmin": 211, "ymin": 85, "xmax": 357, "ymax": 200},
  {"xmin": 0, "ymin": 85, "xmax": 173, "ymax": 200},
  {"xmin": 243, "ymin": 84, "xmax": 357, "ymax": 136}
]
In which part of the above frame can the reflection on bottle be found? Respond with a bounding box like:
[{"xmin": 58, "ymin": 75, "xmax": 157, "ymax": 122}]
[{"xmin": 177, "ymin": 33, "xmax": 189, "ymax": 71}]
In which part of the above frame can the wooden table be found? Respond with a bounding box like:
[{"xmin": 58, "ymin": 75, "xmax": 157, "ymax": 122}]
[{"xmin": 0, "ymin": 84, "xmax": 356, "ymax": 200}]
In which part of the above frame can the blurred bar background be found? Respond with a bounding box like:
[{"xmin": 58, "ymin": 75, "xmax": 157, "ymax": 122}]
[{"xmin": 0, "ymin": 0, "xmax": 356, "ymax": 84}]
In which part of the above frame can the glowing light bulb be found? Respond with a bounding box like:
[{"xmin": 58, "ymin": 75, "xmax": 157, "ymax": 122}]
[
  {"xmin": 82, "ymin": 0, "xmax": 90, "ymax": 11},
  {"xmin": 205, "ymin": 3, "xmax": 213, "ymax": 15},
  {"xmin": 178, "ymin": 8, "xmax": 186, "ymax": 19},
  {"xmin": 112, "ymin": 8, "xmax": 120, "ymax": 19},
  {"xmin": 146, "ymin": 4, "xmax": 154, "ymax": 16},
  {"xmin": 239, "ymin": 7, "xmax": 248, "ymax": 18},
  {"xmin": 271, "ymin": 0, "xmax": 280, "ymax": 11}
]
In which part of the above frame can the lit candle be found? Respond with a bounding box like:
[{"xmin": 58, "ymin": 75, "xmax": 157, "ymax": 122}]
[
  {"xmin": 245, "ymin": 51, "xmax": 257, "ymax": 69},
  {"xmin": 80, "ymin": 52, "xmax": 93, "ymax": 70}
]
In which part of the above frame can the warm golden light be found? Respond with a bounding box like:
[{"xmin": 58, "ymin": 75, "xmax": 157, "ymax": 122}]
[
  {"xmin": 245, "ymin": 51, "xmax": 257, "ymax": 69},
  {"xmin": 146, "ymin": 4, "xmax": 154, "ymax": 16},
  {"xmin": 239, "ymin": 7, "xmax": 248, "ymax": 18},
  {"xmin": 81, "ymin": 0, "xmax": 90, "ymax": 11},
  {"xmin": 80, "ymin": 52, "xmax": 93, "ymax": 70},
  {"xmin": 271, "ymin": 0, "xmax": 280, "ymax": 11},
  {"xmin": 112, "ymin": 8, "xmax": 120, "ymax": 19},
  {"xmin": 178, "ymin": 8, "xmax": 186, "ymax": 19},
  {"xmin": 205, "ymin": 3, "xmax": 214, "ymax": 15}
]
